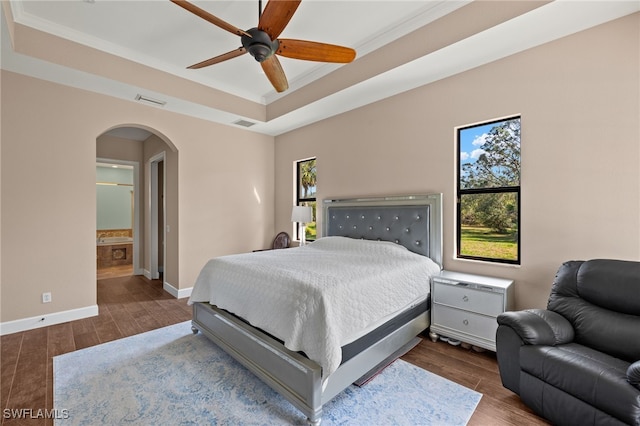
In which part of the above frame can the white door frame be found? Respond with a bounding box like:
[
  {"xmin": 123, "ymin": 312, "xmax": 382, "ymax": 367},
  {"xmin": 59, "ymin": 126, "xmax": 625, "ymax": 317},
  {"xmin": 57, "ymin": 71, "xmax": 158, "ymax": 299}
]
[
  {"xmin": 148, "ymin": 152, "xmax": 166, "ymax": 280},
  {"xmin": 96, "ymin": 158, "xmax": 141, "ymax": 274}
]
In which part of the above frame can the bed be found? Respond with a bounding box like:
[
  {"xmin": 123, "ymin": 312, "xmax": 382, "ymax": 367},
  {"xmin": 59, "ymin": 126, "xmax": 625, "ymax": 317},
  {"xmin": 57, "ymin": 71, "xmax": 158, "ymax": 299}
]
[{"xmin": 189, "ymin": 194, "xmax": 443, "ymax": 424}]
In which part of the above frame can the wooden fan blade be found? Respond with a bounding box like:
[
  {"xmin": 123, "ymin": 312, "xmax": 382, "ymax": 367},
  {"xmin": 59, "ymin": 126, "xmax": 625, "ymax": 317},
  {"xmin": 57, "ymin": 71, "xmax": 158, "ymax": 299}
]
[
  {"xmin": 261, "ymin": 55, "xmax": 289, "ymax": 92},
  {"xmin": 187, "ymin": 47, "xmax": 247, "ymax": 69},
  {"xmin": 277, "ymin": 39, "xmax": 356, "ymax": 63},
  {"xmin": 170, "ymin": 0, "xmax": 250, "ymax": 37},
  {"xmin": 258, "ymin": 0, "xmax": 301, "ymax": 40}
]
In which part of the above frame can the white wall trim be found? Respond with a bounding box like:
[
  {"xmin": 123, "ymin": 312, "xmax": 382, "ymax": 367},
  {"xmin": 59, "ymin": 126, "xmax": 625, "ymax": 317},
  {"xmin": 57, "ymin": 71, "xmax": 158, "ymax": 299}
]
[
  {"xmin": 0, "ymin": 305, "xmax": 99, "ymax": 336},
  {"xmin": 163, "ymin": 281, "xmax": 192, "ymax": 299}
]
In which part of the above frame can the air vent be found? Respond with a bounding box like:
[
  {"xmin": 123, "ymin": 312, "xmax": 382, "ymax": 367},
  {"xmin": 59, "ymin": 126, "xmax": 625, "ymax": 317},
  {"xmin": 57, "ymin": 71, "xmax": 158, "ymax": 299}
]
[
  {"xmin": 135, "ymin": 94, "xmax": 166, "ymax": 107},
  {"xmin": 233, "ymin": 119, "xmax": 256, "ymax": 128}
]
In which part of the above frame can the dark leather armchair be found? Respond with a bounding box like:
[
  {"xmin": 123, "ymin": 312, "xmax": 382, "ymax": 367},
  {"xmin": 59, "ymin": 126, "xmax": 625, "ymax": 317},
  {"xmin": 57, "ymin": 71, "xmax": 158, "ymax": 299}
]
[{"xmin": 496, "ymin": 259, "xmax": 640, "ymax": 426}]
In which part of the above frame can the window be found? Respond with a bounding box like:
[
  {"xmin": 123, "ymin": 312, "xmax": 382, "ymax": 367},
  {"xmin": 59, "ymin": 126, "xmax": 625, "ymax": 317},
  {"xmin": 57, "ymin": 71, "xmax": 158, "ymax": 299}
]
[
  {"xmin": 296, "ymin": 158, "xmax": 317, "ymax": 242},
  {"xmin": 457, "ymin": 116, "xmax": 521, "ymax": 264}
]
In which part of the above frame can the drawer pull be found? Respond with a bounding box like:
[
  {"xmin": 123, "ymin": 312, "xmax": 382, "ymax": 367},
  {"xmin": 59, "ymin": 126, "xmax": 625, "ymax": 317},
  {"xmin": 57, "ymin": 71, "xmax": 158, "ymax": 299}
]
[
  {"xmin": 462, "ymin": 295, "xmax": 469, "ymax": 302},
  {"xmin": 463, "ymin": 319, "xmax": 469, "ymax": 326}
]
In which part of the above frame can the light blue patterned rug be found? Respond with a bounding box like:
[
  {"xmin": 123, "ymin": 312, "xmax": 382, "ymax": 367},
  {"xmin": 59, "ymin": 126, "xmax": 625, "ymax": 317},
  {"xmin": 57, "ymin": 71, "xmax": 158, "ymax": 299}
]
[{"xmin": 54, "ymin": 321, "xmax": 481, "ymax": 425}]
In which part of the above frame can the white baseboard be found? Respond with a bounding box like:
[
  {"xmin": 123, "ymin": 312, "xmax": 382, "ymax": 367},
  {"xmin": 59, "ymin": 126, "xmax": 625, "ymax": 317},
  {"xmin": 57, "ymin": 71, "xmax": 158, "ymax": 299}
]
[
  {"xmin": 163, "ymin": 281, "xmax": 192, "ymax": 299},
  {"xmin": 0, "ymin": 305, "xmax": 99, "ymax": 336}
]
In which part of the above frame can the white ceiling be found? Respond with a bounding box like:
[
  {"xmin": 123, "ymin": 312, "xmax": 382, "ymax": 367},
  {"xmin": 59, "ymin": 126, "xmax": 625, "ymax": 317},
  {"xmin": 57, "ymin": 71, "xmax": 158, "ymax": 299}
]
[
  {"xmin": 8, "ymin": 0, "xmax": 463, "ymax": 103},
  {"xmin": 3, "ymin": 1, "xmax": 639, "ymax": 137}
]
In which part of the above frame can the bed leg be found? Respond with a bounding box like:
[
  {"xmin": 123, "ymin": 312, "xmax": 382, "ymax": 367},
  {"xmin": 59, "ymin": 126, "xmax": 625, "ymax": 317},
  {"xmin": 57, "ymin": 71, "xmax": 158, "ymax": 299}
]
[
  {"xmin": 191, "ymin": 325, "xmax": 199, "ymax": 334},
  {"xmin": 307, "ymin": 417, "xmax": 321, "ymax": 426}
]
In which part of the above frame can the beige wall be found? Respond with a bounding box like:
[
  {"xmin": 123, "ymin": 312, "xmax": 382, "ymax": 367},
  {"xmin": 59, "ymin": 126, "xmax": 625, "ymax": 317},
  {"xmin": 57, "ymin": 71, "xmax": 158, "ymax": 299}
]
[
  {"xmin": 1, "ymin": 70, "xmax": 274, "ymax": 324},
  {"xmin": 96, "ymin": 134, "xmax": 145, "ymax": 162},
  {"xmin": 275, "ymin": 14, "xmax": 640, "ymax": 310},
  {"xmin": 142, "ymin": 134, "xmax": 179, "ymax": 287}
]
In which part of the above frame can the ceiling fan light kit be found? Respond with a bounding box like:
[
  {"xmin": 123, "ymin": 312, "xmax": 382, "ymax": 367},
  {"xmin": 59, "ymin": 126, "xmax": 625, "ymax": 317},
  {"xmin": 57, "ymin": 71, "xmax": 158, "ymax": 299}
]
[{"xmin": 170, "ymin": 0, "xmax": 356, "ymax": 93}]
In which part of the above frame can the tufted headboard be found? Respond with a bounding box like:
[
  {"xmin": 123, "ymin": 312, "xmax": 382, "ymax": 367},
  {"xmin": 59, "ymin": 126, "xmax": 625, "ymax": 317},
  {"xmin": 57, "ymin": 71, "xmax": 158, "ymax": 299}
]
[{"xmin": 322, "ymin": 194, "xmax": 443, "ymax": 268}]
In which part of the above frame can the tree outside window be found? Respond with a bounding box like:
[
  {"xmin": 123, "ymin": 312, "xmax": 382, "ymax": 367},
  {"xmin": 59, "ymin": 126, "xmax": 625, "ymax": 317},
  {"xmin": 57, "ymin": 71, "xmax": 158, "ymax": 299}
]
[
  {"xmin": 457, "ymin": 117, "xmax": 521, "ymax": 264},
  {"xmin": 296, "ymin": 158, "xmax": 316, "ymax": 242}
]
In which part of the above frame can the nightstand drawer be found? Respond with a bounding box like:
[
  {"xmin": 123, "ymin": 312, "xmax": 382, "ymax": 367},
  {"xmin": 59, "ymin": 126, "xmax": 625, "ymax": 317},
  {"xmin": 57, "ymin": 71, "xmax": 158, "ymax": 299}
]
[
  {"xmin": 433, "ymin": 282, "xmax": 504, "ymax": 317},
  {"xmin": 432, "ymin": 304, "xmax": 498, "ymax": 342}
]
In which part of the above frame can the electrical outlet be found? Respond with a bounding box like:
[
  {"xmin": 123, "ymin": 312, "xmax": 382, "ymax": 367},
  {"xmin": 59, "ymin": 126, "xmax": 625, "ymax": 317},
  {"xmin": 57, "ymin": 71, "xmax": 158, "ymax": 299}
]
[{"xmin": 42, "ymin": 292, "xmax": 52, "ymax": 303}]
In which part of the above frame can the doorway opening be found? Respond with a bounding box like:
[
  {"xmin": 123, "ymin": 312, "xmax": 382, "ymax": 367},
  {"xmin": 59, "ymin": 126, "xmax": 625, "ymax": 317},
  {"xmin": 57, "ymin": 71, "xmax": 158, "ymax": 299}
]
[
  {"xmin": 96, "ymin": 124, "xmax": 177, "ymax": 293},
  {"xmin": 149, "ymin": 152, "xmax": 165, "ymax": 281},
  {"xmin": 96, "ymin": 158, "xmax": 141, "ymax": 280}
]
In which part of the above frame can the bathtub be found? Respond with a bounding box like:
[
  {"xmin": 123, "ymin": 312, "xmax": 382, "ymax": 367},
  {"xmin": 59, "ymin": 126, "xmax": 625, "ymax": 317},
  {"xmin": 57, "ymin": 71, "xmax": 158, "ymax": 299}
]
[
  {"xmin": 97, "ymin": 236, "xmax": 134, "ymax": 245},
  {"xmin": 97, "ymin": 237, "xmax": 133, "ymax": 268}
]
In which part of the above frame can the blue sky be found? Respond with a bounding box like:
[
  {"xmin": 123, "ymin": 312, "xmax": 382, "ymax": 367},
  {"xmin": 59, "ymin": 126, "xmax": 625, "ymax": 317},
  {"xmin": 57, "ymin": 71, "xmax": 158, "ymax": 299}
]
[{"xmin": 459, "ymin": 121, "xmax": 501, "ymax": 166}]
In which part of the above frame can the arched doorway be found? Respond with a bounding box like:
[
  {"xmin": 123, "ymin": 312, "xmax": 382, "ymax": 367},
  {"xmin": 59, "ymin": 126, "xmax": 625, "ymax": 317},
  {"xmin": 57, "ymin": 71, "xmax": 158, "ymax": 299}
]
[{"xmin": 96, "ymin": 125, "xmax": 178, "ymax": 290}]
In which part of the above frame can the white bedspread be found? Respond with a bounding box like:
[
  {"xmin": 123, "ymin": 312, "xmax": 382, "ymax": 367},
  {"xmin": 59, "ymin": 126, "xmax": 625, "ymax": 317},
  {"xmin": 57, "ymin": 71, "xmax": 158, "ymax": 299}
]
[{"xmin": 189, "ymin": 236, "xmax": 441, "ymax": 377}]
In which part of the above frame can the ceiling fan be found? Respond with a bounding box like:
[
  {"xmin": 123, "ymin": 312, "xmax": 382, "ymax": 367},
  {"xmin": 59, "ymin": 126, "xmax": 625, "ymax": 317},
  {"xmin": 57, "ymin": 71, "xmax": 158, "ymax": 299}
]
[{"xmin": 171, "ymin": 0, "xmax": 356, "ymax": 93}]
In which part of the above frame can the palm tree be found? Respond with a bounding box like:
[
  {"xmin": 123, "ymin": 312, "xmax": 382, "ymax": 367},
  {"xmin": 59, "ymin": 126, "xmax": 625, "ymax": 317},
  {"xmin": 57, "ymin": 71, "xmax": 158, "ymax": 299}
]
[{"xmin": 299, "ymin": 159, "xmax": 316, "ymax": 198}]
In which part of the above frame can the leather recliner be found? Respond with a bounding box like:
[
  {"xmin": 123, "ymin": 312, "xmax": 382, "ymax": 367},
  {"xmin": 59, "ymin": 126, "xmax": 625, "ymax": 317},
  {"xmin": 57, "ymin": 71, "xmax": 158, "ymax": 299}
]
[{"xmin": 496, "ymin": 259, "xmax": 640, "ymax": 425}]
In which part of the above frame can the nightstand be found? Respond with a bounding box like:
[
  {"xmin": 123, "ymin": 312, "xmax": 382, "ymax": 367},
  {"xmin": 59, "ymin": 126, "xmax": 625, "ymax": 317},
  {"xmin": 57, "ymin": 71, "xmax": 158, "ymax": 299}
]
[{"xmin": 430, "ymin": 270, "xmax": 514, "ymax": 351}]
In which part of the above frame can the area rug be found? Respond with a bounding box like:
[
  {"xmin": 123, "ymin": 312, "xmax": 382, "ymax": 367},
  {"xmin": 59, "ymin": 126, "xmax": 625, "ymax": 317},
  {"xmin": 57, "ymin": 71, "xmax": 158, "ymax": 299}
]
[{"xmin": 54, "ymin": 321, "xmax": 481, "ymax": 425}]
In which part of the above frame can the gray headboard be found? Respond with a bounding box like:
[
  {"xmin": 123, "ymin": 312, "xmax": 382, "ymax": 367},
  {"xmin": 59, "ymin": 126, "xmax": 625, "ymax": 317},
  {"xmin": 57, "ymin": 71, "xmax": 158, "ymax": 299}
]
[{"xmin": 322, "ymin": 194, "xmax": 443, "ymax": 268}]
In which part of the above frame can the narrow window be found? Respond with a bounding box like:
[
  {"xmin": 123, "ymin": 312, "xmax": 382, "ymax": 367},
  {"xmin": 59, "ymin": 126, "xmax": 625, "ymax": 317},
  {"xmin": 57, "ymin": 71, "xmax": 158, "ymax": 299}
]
[
  {"xmin": 295, "ymin": 158, "xmax": 317, "ymax": 242},
  {"xmin": 457, "ymin": 117, "xmax": 521, "ymax": 264}
]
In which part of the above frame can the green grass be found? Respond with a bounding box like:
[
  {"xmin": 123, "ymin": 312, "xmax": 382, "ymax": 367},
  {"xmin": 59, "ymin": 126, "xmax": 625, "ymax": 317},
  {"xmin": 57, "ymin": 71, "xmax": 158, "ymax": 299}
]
[
  {"xmin": 305, "ymin": 222, "xmax": 317, "ymax": 241},
  {"xmin": 460, "ymin": 225, "xmax": 517, "ymax": 260}
]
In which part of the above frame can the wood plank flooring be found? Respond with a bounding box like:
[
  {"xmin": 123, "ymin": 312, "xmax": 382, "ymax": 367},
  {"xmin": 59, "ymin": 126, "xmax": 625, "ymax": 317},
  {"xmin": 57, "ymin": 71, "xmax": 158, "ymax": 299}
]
[
  {"xmin": 1, "ymin": 274, "xmax": 192, "ymax": 425},
  {"xmin": 1, "ymin": 274, "xmax": 548, "ymax": 425},
  {"xmin": 403, "ymin": 340, "xmax": 548, "ymax": 425},
  {"xmin": 96, "ymin": 264, "xmax": 134, "ymax": 280}
]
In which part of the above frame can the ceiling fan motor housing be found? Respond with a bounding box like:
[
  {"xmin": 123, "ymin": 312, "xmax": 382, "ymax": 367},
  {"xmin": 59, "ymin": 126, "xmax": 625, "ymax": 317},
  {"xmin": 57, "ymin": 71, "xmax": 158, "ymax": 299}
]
[{"xmin": 242, "ymin": 28, "xmax": 279, "ymax": 62}]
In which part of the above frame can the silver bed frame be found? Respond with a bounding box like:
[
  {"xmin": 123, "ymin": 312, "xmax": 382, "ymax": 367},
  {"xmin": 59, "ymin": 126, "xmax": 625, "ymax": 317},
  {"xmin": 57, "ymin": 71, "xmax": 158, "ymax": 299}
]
[{"xmin": 191, "ymin": 194, "xmax": 442, "ymax": 424}]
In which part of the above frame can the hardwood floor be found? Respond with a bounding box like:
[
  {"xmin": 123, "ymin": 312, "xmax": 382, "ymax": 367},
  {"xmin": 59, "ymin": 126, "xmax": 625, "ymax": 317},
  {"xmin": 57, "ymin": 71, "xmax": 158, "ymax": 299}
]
[
  {"xmin": 1, "ymin": 274, "xmax": 547, "ymax": 425},
  {"xmin": 403, "ymin": 340, "xmax": 548, "ymax": 425},
  {"xmin": 1, "ymin": 274, "xmax": 191, "ymax": 425},
  {"xmin": 96, "ymin": 264, "xmax": 134, "ymax": 280}
]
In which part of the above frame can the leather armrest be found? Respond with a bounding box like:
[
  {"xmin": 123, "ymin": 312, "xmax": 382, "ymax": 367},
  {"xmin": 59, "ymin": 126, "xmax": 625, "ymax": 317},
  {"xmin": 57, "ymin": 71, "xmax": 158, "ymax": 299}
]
[
  {"xmin": 628, "ymin": 361, "xmax": 640, "ymax": 389},
  {"xmin": 497, "ymin": 309, "xmax": 574, "ymax": 346}
]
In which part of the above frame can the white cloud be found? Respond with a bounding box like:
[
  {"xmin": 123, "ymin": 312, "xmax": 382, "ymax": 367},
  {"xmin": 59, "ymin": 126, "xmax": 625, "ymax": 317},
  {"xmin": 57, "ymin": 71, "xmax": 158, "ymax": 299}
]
[
  {"xmin": 460, "ymin": 152, "xmax": 469, "ymax": 161},
  {"xmin": 471, "ymin": 148, "xmax": 485, "ymax": 159},
  {"xmin": 472, "ymin": 133, "xmax": 490, "ymax": 146}
]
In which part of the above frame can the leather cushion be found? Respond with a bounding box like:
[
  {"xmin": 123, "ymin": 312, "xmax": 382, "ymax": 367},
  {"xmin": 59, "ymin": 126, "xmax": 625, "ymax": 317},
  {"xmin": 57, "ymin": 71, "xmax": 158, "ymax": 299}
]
[
  {"xmin": 497, "ymin": 309, "xmax": 574, "ymax": 346},
  {"xmin": 548, "ymin": 260, "xmax": 640, "ymax": 362},
  {"xmin": 577, "ymin": 259, "xmax": 640, "ymax": 315},
  {"xmin": 521, "ymin": 343, "xmax": 640, "ymax": 425},
  {"xmin": 629, "ymin": 361, "xmax": 640, "ymax": 390}
]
